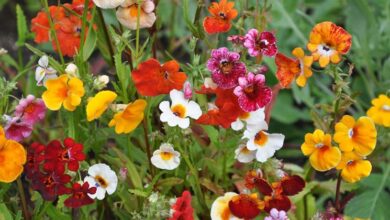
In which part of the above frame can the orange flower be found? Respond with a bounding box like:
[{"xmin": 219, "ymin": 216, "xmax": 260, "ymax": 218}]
[
  {"xmin": 31, "ymin": 6, "xmax": 66, "ymax": 43},
  {"xmin": 307, "ymin": 21, "xmax": 352, "ymax": 67},
  {"xmin": 203, "ymin": 0, "xmax": 238, "ymax": 34},
  {"xmin": 196, "ymin": 102, "xmax": 237, "ymax": 128},
  {"xmin": 131, "ymin": 59, "xmax": 187, "ymax": 97}
]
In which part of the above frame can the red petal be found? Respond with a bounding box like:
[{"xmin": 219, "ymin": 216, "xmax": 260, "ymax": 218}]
[
  {"xmin": 264, "ymin": 195, "xmax": 291, "ymax": 213},
  {"xmin": 228, "ymin": 194, "xmax": 262, "ymax": 219},
  {"xmin": 281, "ymin": 175, "xmax": 305, "ymax": 196}
]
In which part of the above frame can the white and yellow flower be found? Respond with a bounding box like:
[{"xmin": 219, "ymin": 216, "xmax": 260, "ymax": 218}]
[
  {"xmin": 93, "ymin": 0, "xmax": 125, "ymax": 9},
  {"xmin": 234, "ymin": 144, "xmax": 256, "ymax": 163},
  {"xmin": 231, "ymin": 108, "xmax": 265, "ymax": 131},
  {"xmin": 84, "ymin": 163, "xmax": 118, "ymax": 200},
  {"xmin": 35, "ymin": 55, "xmax": 57, "ymax": 86},
  {"xmin": 116, "ymin": 0, "xmax": 156, "ymax": 30},
  {"xmin": 210, "ymin": 192, "xmax": 241, "ymax": 220},
  {"xmin": 151, "ymin": 143, "xmax": 181, "ymax": 170}
]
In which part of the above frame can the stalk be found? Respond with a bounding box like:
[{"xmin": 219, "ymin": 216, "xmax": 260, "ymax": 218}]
[
  {"xmin": 97, "ymin": 8, "xmax": 115, "ymax": 64},
  {"xmin": 17, "ymin": 178, "xmax": 30, "ymax": 220},
  {"xmin": 334, "ymin": 172, "xmax": 342, "ymax": 212}
]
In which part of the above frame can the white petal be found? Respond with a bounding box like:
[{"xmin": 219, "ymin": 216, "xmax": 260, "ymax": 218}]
[
  {"xmin": 245, "ymin": 108, "xmax": 265, "ymax": 125},
  {"xmin": 84, "ymin": 176, "xmax": 97, "ymax": 187},
  {"xmin": 246, "ymin": 137, "xmax": 257, "ymax": 151},
  {"xmin": 142, "ymin": 0, "xmax": 155, "ymax": 13},
  {"xmin": 231, "ymin": 119, "xmax": 244, "ymax": 131},
  {"xmin": 38, "ymin": 55, "xmax": 49, "ymax": 67},
  {"xmin": 186, "ymin": 101, "xmax": 202, "ymax": 119},
  {"xmin": 159, "ymin": 101, "xmax": 171, "ymax": 112},
  {"xmin": 177, "ymin": 118, "xmax": 190, "ymax": 129},
  {"xmin": 170, "ymin": 89, "xmax": 187, "ymax": 106},
  {"xmin": 267, "ymin": 133, "xmax": 285, "ymax": 150},
  {"xmin": 95, "ymin": 187, "xmax": 107, "ymax": 200},
  {"xmin": 255, "ymin": 147, "xmax": 273, "ymax": 163}
]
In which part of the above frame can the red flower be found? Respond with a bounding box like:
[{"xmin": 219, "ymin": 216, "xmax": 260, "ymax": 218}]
[
  {"xmin": 71, "ymin": 0, "xmax": 94, "ymax": 13},
  {"xmin": 228, "ymin": 194, "xmax": 263, "ymax": 219},
  {"xmin": 196, "ymin": 102, "xmax": 237, "ymax": 128},
  {"xmin": 168, "ymin": 191, "xmax": 194, "ymax": 220},
  {"xmin": 32, "ymin": 169, "xmax": 72, "ymax": 201},
  {"xmin": 203, "ymin": 0, "xmax": 238, "ymax": 34},
  {"xmin": 31, "ymin": 6, "xmax": 66, "ymax": 43},
  {"xmin": 25, "ymin": 142, "xmax": 45, "ymax": 179},
  {"xmin": 64, "ymin": 182, "xmax": 96, "ymax": 208},
  {"xmin": 132, "ymin": 59, "xmax": 187, "ymax": 96}
]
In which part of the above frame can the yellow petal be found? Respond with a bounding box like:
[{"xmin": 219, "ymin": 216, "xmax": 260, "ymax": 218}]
[
  {"xmin": 341, "ymin": 160, "xmax": 372, "ymax": 183},
  {"xmin": 330, "ymin": 52, "xmax": 341, "ymax": 64},
  {"xmin": 309, "ymin": 146, "xmax": 341, "ymax": 172},
  {"xmin": 87, "ymin": 91, "xmax": 118, "ymax": 121},
  {"xmin": 318, "ymin": 55, "xmax": 330, "ymax": 67},
  {"xmin": 292, "ymin": 47, "xmax": 304, "ymax": 58}
]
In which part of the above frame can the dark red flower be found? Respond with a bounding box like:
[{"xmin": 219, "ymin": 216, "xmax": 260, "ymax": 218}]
[
  {"xmin": 25, "ymin": 142, "xmax": 45, "ymax": 178},
  {"xmin": 280, "ymin": 175, "xmax": 305, "ymax": 196},
  {"xmin": 64, "ymin": 182, "xmax": 96, "ymax": 208},
  {"xmin": 264, "ymin": 195, "xmax": 291, "ymax": 212},
  {"xmin": 228, "ymin": 194, "xmax": 263, "ymax": 219},
  {"xmin": 168, "ymin": 190, "xmax": 194, "ymax": 220},
  {"xmin": 32, "ymin": 169, "xmax": 72, "ymax": 201}
]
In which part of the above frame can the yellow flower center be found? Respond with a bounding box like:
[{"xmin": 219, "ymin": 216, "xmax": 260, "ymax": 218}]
[
  {"xmin": 219, "ymin": 60, "xmax": 233, "ymax": 74},
  {"xmin": 254, "ymin": 131, "xmax": 268, "ymax": 147},
  {"xmin": 160, "ymin": 151, "xmax": 173, "ymax": 161},
  {"xmin": 171, "ymin": 104, "xmax": 186, "ymax": 118},
  {"xmin": 382, "ymin": 105, "xmax": 390, "ymax": 111},
  {"xmin": 239, "ymin": 112, "xmax": 250, "ymax": 120},
  {"xmin": 240, "ymin": 146, "xmax": 251, "ymax": 154},
  {"xmin": 129, "ymin": 4, "xmax": 143, "ymax": 17},
  {"xmin": 95, "ymin": 175, "xmax": 108, "ymax": 188}
]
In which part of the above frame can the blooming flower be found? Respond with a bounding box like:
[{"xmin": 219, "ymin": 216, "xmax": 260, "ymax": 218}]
[
  {"xmin": 196, "ymin": 102, "xmax": 238, "ymax": 129},
  {"xmin": 4, "ymin": 117, "xmax": 33, "ymax": 142},
  {"xmin": 14, "ymin": 95, "xmax": 46, "ymax": 124},
  {"xmin": 234, "ymin": 72, "xmax": 272, "ymax": 112},
  {"xmin": 264, "ymin": 208, "xmax": 289, "ymax": 220},
  {"xmin": 159, "ymin": 90, "xmax": 202, "ymax": 129},
  {"xmin": 151, "ymin": 143, "xmax": 181, "ymax": 170},
  {"xmin": 207, "ymin": 47, "xmax": 246, "ymax": 89},
  {"xmin": 93, "ymin": 0, "xmax": 125, "ymax": 9},
  {"xmin": 31, "ymin": 6, "xmax": 65, "ymax": 43},
  {"xmin": 234, "ymin": 144, "xmax": 256, "ymax": 163},
  {"xmin": 84, "ymin": 163, "xmax": 118, "ymax": 200},
  {"xmin": 108, "ymin": 99, "xmax": 147, "ymax": 134},
  {"xmin": 25, "ymin": 142, "xmax": 45, "ymax": 179},
  {"xmin": 231, "ymin": 108, "xmax": 265, "ymax": 131},
  {"xmin": 168, "ymin": 191, "xmax": 194, "ymax": 220},
  {"xmin": 275, "ymin": 48, "xmax": 313, "ymax": 88},
  {"xmin": 301, "ymin": 129, "xmax": 341, "ymax": 172},
  {"xmin": 334, "ymin": 115, "xmax": 377, "ymax": 156},
  {"xmin": 132, "ymin": 59, "xmax": 187, "ymax": 96},
  {"xmin": 228, "ymin": 194, "xmax": 264, "ymax": 219},
  {"xmin": 116, "ymin": 0, "xmax": 156, "ymax": 30},
  {"xmin": 307, "ymin": 21, "xmax": 352, "ymax": 67},
  {"xmin": 0, "ymin": 126, "xmax": 26, "ymax": 183},
  {"xmin": 33, "ymin": 169, "xmax": 72, "ymax": 200},
  {"xmin": 367, "ymin": 94, "xmax": 390, "ymax": 127},
  {"xmin": 203, "ymin": 0, "xmax": 238, "ymax": 34},
  {"xmin": 64, "ymin": 182, "xmax": 97, "ymax": 208},
  {"xmin": 244, "ymin": 29, "xmax": 278, "ymax": 57},
  {"xmin": 336, "ymin": 151, "xmax": 372, "ymax": 183},
  {"xmin": 35, "ymin": 56, "xmax": 57, "ymax": 86},
  {"xmin": 42, "ymin": 74, "xmax": 85, "ymax": 111},
  {"xmin": 210, "ymin": 192, "xmax": 241, "ymax": 220},
  {"xmin": 86, "ymin": 90, "xmax": 117, "ymax": 121}
]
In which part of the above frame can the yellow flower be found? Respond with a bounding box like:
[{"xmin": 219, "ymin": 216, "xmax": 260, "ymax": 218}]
[
  {"xmin": 86, "ymin": 90, "xmax": 117, "ymax": 121},
  {"xmin": 42, "ymin": 74, "xmax": 85, "ymax": 111},
  {"xmin": 336, "ymin": 151, "xmax": 372, "ymax": 183},
  {"xmin": 301, "ymin": 129, "xmax": 341, "ymax": 172},
  {"xmin": 292, "ymin": 47, "xmax": 313, "ymax": 87},
  {"xmin": 0, "ymin": 126, "xmax": 26, "ymax": 183},
  {"xmin": 109, "ymin": 99, "xmax": 147, "ymax": 134},
  {"xmin": 334, "ymin": 115, "xmax": 377, "ymax": 156},
  {"xmin": 367, "ymin": 94, "xmax": 390, "ymax": 127}
]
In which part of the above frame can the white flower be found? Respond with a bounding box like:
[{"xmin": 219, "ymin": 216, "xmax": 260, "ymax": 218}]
[
  {"xmin": 65, "ymin": 63, "xmax": 78, "ymax": 77},
  {"xmin": 84, "ymin": 163, "xmax": 118, "ymax": 200},
  {"xmin": 210, "ymin": 192, "xmax": 242, "ymax": 220},
  {"xmin": 93, "ymin": 75, "xmax": 110, "ymax": 90},
  {"xmin": 231, "ymin": 108, "xmax": 265, "ymax": 131},
  {"xmin": 116, "ymin": 0, "xmax": 156, "ymax": 30},
  {"xmin": 0, "ymin": 48, "xmax": 8, "ymax": 55},
  {"xmin": 234, "ymin": 144, "xmax": 256, "ymax": 163},
  {"xmin": 35, "ymin": 55, "xmax": 57, "ymax": 86},
  {"xmin": 243, "ymin": 123, "xmax": 285, "ymax": 163},
  {"xmin": 159, "ymin": 89, "xmax": 202, "ymax": 129},
  {"xmin": 92, "ymin": 0, "xmax": 125, "ymax": 9},
  {"xmin": 151, "ymin": 143, "xmax": 181, "ymax": 170}
]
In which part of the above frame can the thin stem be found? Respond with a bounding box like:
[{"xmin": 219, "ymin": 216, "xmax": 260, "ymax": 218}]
[
  {"xmin": 335, "ymin": 172, "xmax": 342, "ymax": 212},
  {"xmin": 17, "ymin": 178, "xmax": 30, "ymax": 220},
  {"xmin": 135, "ymin": 1, "xmax": 141, "ymax": 60},
  {"xmin": 142, "ymin": 117, "xmax": 155, "ymax": 177},
  {"xmin": 97, "ymin": 8, "xmax": 115, "ymax": 64},
  {"xmin": 79, "ymin": 0, "xmax": 90, "ymax": 51}
]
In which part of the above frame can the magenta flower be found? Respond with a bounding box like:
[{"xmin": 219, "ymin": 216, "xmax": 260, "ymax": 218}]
[
  {"xmin": 15, "ymin": 95, "xmax": 46, "ymax": 124},
  {"xmin": 183, "ymin": 81, "xmax": 193, "ymax": 99},
  {"xmin": 264, "ymin": 208, "xmax": 289, "ymax": 220},
  {"xmin": 244, "ymin": 29, "xmax": 277, "ymax": 57},
  {"xmin": 4, "ymin": 117, "xmax": 33, "ymax": 141},
  {"xmin": 233, "ymin": 72, "xmax": 272, "ymax": 112},
  {"xmin": 207, "ymin": 47, "xmax": 246, "ymax": 89}
]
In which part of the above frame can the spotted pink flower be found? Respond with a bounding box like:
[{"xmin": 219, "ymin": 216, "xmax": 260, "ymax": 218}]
[
  {"xmin": 4, "ymin": 117, "xmax": 33, "ymax": 141},
  {"xmin": 233, "ymin": 72, "xmax": 272, "ymax": 112},
  {"xmin": 15, "ymin": 95, "xmax": 46, "ymax": 124},
  {"xmin": 207, "ymin": 47, "xmax": 246, "ymax": 89},
  {"xmin": 244, "ymin": 29, "xmax": 277, "ymax": 57}
]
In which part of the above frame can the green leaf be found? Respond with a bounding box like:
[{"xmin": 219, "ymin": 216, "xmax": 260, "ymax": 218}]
[
  {"xmin": 16, "ymin": 4, "xmax": 28, "ymax": 47},
  {"xmin": 0, "ymin": 203, "xmax": 13, "ymax": 220},
  {"xmin": 82, "ymin": 27, "xmax": 97, "ymax": 61},
  {"xmin": 25, "ymin": 43, "xmax": 64, "ymax": 72},
  {"xmin": 111, "ymin": 148, "xmax": 143, "ymax": 189},
  {"xmin": 201, "ymin": 125, "xmax": 219, "ymax": 147}
]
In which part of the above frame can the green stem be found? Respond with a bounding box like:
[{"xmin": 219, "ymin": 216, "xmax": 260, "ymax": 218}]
[
  {"xmin": 79, "ymin": 0, "xmax": 90, "ymax": 51},
  {"xmin": 335, "ymin": 172, "xmax": 342, "ymax": 212},
  {"xmin": 135, "ymin": 1, "xmax": 141, "ymax": 60},
  {"xmin": 97, "ymin": 7, "xmax": 115, "ymax": 64},
  {"xmin": 142, "ymin": 117, "xmax": 155, "ymax": 177},
  {"xmin": 17, "ymin": 178, "xmax": 30, "ymax": 220}
]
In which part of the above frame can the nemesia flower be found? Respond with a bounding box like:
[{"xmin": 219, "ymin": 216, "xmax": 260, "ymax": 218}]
[
  {"xmin": 183, "ymin": 81, "xmax": 193, "ymax": 99},
  {"xmin": 168, "ymin": 190, "xmax": 194, "ymax": 220},
  {"xmin": 203, "ymin": 0, "xmax": 238, "ymax": 34},
  {"xmin": 4, "ymin": 117, "xmax": 33, "ymax": 142},
  {"xmin": 244, "ymin": 29, "xmax": 278, "ymax": 57},
  {"xmin": 42, "ymin": 74, "xmax": 85, "ymax": 111},
  {"xmin": 234, "ymin": 144, "xmax": 256, "ymax": 163},
  {"xmin": 159, "ymin": 90, "xmax": 202, "ymax": 129},
  {"xmin": 196, "ymin": 102, "xmax": 238, "ymax": 128},
  {"xmin": 86, "ymin": 90, "xmax": 117, "ymax": 121},
  {"xmin": 210, "ymin": 192, "xmax": 241, "ymax": 220},
  {"xmin": 84, "ymin": 163, "xmax": 118, "ymax": 200},
  {"xmin": 31, "ymin": 6, "xmax": 65, "ymax": 43},
  {"xmin": 275, "ymin": 48, "xmax": 313, "ymax": 88},
  {"xmin": 25, "ymin": 142, "xmax": 45, "ymax": 179},
  {"xmin": 71, "ymin": 0, "xmax": 94, "ymax": 12},
  {"xmin": 307, "ymin": 21, "xmax": 352, "ymax": 67},
  {"xmin": 231, "ymin": 108, "xmax": 265, "ymax": 131},
  {"xmin": 132, "ymin": 59, "xmax": 187, "ymax": 96},
  {"xmin": 333, "ymin": 115, "xmax": 377, "ymax": 156},
  {"xmin": 151, "ymin": 143, "xmax": 181, "ymax": 170},
  {"xmin": 207, "ymin": 47, "xmax": 246, "ymax": 89},
  {"xmin": 35, "ymin": 56, "xmax": 57, "ymax": 86},
  {"xmin": 228, "ymin": 194, "xmax": 264, "ymax": 219},
  {"xmin": 264, "ymin": 208, "xmax": 289, "ymax": 220},
  {"xmin": 367, "ymin": 94, "xmax": 390, "ymax": 127},
  {"xmin": 14, "ymin": 95, "xmax": 46, "ymax": 124},
  {"xmin": 0, "ymin": 126, "xmax": 27, "ymax": 183},
  {"xmin": 116, "ymin": 0, "xmax": 156, "ymax": 30},
  {"xmin": 64, "ymin": 182, "xmax": 97, "ymax": 208},
  {"xmin": 301, "ymin": 129, "xmax": 341, "ymax": 172},
  {"xmin": 33, "ymin": 169, "xmax": 72, "ymax": 200},
  {"xmin": 93, "ymin": 0, "xmax": 125, "ymax": 9},
  {"xmin": 234, "ymin": 72, "xmax": 272, "ymax": 112},
  {"xmin": 336, "ymin": 151, "xmax": 372, "ymax": 183},
  {"xmin": 108, "ymin": 99, "xmax": 147, "ymax": 134}
]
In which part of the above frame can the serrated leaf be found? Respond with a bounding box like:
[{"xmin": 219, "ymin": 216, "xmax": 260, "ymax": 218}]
[{"xmin": 16, "ymin": 4, "xmax": 28, "ymax": 47}]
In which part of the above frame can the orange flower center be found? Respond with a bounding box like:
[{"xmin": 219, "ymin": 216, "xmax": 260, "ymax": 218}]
[
  {"xmin": 218, "ymin": 12, "xmax": 226, "ymax": 20},
  {"xmin": 219, "ymin": 60, "xmax": 233, "ymax": 74},
  {"xmin": 221, "ymin": 206, "xmax": 231, "ymax": 220},
  {"xmin": 314, "ymin": 143, "xmax": 325, "ymax": 148},
  {"xmin": 171, "ymin": 104, "xmax": 186, "ymax": 118},
  {"xmin": 160, "ymin": 151, "xmax": 173, "ymax": 161},
  {"xmin": 254, "ymin": 131, "xmax": 268, "ymax": 146},
  {"xmin": 24, "ymin": 103, "xmax": 37, "ymax": 114},
  {"xmin": 239, "ymin": 112, "xmax": 250, "ymax": 120},
  {"xmin": 129, "ymin": 4, "xmax": 144, "ymax": 18},
  {"xmin": 43, "ymin": 176, "xmax": 54, "ymax": 187},
  {"xmin": 95, "ymin": 175, "xmax": 108, "ymax": 188},
  {"xmin": 244, "ymin": 85, "xmax": 255, "ymax": 94},
  {"xmin": 75, "ymin": 191, "xmax": 85, "ymax": 199},
  {"xmin": 241, "ymin": 146, "xmax": 251, "ymax": 154}
]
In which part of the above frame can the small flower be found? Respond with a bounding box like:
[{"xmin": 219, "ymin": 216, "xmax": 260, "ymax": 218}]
[
  {"xmin": 336, "ymin": 151, "xmax": 372, "ymax": 183},
  {"xmin": 207, "ymin": 47, "xmax": 246, "ymax": 89},
  {"xmin": 228, "ymin": 194, "xmax": 264, "ymax": 219},
  {"xmin": 244, "ymin": 30, "xmax": 277, "ymax": 57},
  {"xmin": 159, "ymin": 90, "xmax": 202, "ymax": 129},
  {"xmin": 301, "ymin": 129, "xmax": 341, "ymax": 172},
  {"xmin": 307, "ymin": 21, "xmax": 352, "ymax": 67},
  {"xmin": 0, "ymin": 126, "xmax": 26, "ymax": 183},
  {"xmin": 42, "ymin": 74, "xmax": 85, "ymax": 111},
  {"xmin": 168, "ymin": 191, "xmax": 194, "ymax": 220},
  {"xmin": 231, "ymin": 108, "xmax": 265, "ymax": 131},
  {"xmin": 116, "ymin": 0, "xmax": 156, "ymax": 30},
  {"xmin": 4, "ymin": 117, "xmax": 33, "ymax": 142},
  {"xmin": 367, "ymin": 94, "xmax": 390, "ymax": 127},
  {"xmin": 234, "ymin": 72, "xmax": 272, "ymax": 112},
  {"xmin": 86, "ymin": 90, "xmax": 117, "ymax": 121},
  {"xmin": 234, "ymin": 144, "xmax": 256, "ymax": 163},
  {"xmin": 64, "ymin": 182, "xmax": 97, "ymax": 208},
  {"xmin": 264, "ymin": 208, "xmax": 289, "ymax": 220},
  {"xmin": 334, "ymin": 115, "xmax": 377, "ymax": 156},
  {"xmin": 108, "ymin": 99, "xmax": 147, "ymax": 134},
  {"xmin": 151, "ymin": 143, "xmax": 181, "ymax": 170},
  {"xmin": 119, "ymin": 167, "xmax": 128, "ymax": 181},
  {"xmin": 203, "ymin": 0, "xmax": 238, "ymax": 34},
  {"xmin": 14, "ymin": 95, "xmax": 46, "ymax": 124},
  {"xmin": 183, "ymin": 81, "xmax": 193, "ymax": 100},
  {"xmin": 93, "ymin": 0, "xmax": 125, "ymax": 9},
  {"xmin": 65, "ymin": 63, "xmax": 78, "ymax": 77},
  {"xmin": 84, "ymin": 163, "xmax": 118, "ymax": 200},
  {"xmin": 93, "ymin": 75, "xmax": 110, "ymax": 90},
  {"xmin": 33, "ymin": 169, "xmax": 72, "ymax": 200},
  {"xmin": 25, "ymin": 142, "xmax": 45, "ymax": 179},
  {"xmin": 196, "ymin": 102, "xmax": 238, "ymax": 129},
  {"xmin": 35, "ymin": 55, "xmax": 57, "ymax": 86},
  {"xmin": 210, "ymin": 192, "xmax": 241, "ymax": 220}
]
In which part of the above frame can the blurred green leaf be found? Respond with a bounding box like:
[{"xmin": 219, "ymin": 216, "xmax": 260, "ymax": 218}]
[
  {"xmin": 0, "ymin": 203, "xmax": 13, "ymax": 220},
  {"xmin": 16, "ymin": 4, "xmax": 27, "ymax": 47}
]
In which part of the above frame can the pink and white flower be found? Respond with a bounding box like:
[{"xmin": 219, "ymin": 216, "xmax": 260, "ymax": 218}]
[
  {"xmin": 4, "ymin": 117, "xmax": 33, "ymax": 141},
  {"xmin": 14, "ymin": 95, "xmax": 46, "ymax": 124},
  {"xmin": 244, "ymin": 29, "xmax": 277, "ymax": 57},
  {"xmin": 264, "ymin": 208, "xmax": 289, "ymax": 220}
]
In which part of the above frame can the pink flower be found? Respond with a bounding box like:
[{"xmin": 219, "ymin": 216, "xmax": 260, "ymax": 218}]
[
  {"xmin": 244, "ymin": 29, "xmax": 277, "ymax": 57},
  {"xmin": 264, "ymin": 208, "xmax": 289, "ymax": 220},
  {"xmin": 233, "ymin": 72, "xmax": 272, "ymax": 112},
  {"xmin": 207, "ymin": 47, "xmax": 246, "ymax": 89},
  {"xmin": 15, "ymin": 95, "xmax": 46, "ymax": 124},
  {"xmin": 183, "ymin": 81, "xmax": 193, "ymax": 99},
  {"xmin": 4, "ymin": 117, "xmax": 33, "ymax": 141},
  {"xmin": 168, "ymin": 190, "xmax": 194, "ymax": 220}
]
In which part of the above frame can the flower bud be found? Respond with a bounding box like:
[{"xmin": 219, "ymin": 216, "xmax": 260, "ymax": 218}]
[{"xmin": 93, "ymin": 75, "xmax": 110, "ymax": 90}]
